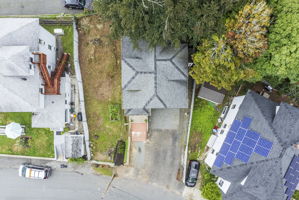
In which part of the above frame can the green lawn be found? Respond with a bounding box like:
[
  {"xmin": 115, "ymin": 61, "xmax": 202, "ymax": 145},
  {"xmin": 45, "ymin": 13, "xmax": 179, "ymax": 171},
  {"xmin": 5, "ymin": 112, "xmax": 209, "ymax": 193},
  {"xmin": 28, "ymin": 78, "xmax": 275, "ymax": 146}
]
[
  {"xmin": 0, "ymin": 113, "xmax": 54, "ymax": 157},
  {"xmin": 92, "ymin": 165, "xmax": 113, "ymax": 176},
  {"xmin": 42, "ymin": 24, "xmax": 74, "ymax": 67},
  {"xmin": 189, "ymin": 99, "xmax": 220, "ymax": 160}
]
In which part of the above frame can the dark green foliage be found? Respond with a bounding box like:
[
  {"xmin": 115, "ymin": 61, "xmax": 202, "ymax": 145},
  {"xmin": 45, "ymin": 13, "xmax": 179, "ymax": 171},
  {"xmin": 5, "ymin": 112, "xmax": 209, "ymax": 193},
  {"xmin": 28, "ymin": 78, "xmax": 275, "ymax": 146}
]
[
  {"xmin": 202, "ymin": 182, "xmax": 222, "ymax": 200},
  {"xmin": 114, "ymin": 140, "xmax": 126, "ymax": 166},
  {"xmin": 266, "ymin": 78, "xmax": 299, "ymax": 103},
  {"xmin": 200, "ymin": 165, "xmax": 221, "ymax": 200},
  {"xmin": 93, "ymin": 0, "xmax": 249, "ymax": 47},
  {"xmin": 248, "ymin": 0, "xmax": 299, "ymax": 83},
  {"xmin": 68, "ymin": 157, "xmax": 86, "ymax": 164},
  {"xmin": 108, "ymin": 103, "xmax": 121, "ymax": 121},
  {"xmin": 293, "ymin": 190, "xmax": 299, "ymax": 200}
]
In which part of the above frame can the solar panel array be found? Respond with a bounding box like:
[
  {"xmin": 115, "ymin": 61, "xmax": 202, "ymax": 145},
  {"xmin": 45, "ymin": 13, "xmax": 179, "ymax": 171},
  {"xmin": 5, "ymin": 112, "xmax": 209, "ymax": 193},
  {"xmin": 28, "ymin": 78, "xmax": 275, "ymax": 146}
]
[
  {"xmin": 284, "ymin": 156, "xmax": 299, "ymax": 200},
  {"xmin": 214, "ymin": 117, "xmax": 273, "ymax": 168}
]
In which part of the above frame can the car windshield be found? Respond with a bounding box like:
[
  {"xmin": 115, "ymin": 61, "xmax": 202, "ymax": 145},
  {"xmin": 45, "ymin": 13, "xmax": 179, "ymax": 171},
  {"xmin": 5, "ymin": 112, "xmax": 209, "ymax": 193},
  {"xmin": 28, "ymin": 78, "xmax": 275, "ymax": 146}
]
[
  {"xmin": 187, "ymin": 177, "xmax": 197, "ymax": 183},
  {"xmin": 22, "ymin": 167, "xmax": 26, "ymax": 177}
]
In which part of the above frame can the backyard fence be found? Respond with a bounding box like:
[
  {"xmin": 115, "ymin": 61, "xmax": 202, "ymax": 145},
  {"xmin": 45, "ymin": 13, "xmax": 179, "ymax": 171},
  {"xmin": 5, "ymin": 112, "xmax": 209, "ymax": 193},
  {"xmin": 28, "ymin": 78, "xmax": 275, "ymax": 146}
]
[{"xmin": 73, "ymin": 18, "xmax": 91, "ymax": 160}]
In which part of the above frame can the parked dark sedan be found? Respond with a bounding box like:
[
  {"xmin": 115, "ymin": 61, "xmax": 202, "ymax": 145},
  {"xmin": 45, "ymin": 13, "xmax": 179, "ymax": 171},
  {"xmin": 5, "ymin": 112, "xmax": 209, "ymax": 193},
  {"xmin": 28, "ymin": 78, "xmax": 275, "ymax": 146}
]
[
  {"xmin": 185, "ymin": 160, "xmax": 200, "ymax": 187},
  {"xmin": 65, "ymin": 0, "xmax": 85, "ymax": 9}
]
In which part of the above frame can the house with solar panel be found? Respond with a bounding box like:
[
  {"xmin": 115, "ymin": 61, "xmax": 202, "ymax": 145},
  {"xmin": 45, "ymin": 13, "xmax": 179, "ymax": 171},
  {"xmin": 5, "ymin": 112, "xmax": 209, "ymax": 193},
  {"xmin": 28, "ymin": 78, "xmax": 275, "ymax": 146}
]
[{"xmin": 205, "ymin": 90, "xmax": 299, "ymax": 200}]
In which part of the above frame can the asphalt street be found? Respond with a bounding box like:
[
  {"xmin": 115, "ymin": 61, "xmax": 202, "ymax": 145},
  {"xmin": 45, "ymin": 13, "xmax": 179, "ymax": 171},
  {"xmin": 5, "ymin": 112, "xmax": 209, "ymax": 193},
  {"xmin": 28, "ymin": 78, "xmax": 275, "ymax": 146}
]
[
  {"xmin": 0, "ymin": 157, "xmax": 183, "ymax": 200},
  {"xmin": 0, "ymin": 0, "xmax": 82, "ymax": 15}
]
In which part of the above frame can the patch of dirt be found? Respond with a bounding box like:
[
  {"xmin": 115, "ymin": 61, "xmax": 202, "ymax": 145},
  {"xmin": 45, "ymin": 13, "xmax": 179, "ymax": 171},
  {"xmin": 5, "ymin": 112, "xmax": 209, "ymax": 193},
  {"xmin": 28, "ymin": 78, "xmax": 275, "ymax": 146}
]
[
  {"xmin": 78, "ymin": 16, "xmax": 124, "ymax": 161},
  {"xmin": 78, "ymin": 16, "xmax": 121, "ymax": 102},
  {"xmin": 189, "ymin": 131, "xmax": 201, "ymax": 153}
]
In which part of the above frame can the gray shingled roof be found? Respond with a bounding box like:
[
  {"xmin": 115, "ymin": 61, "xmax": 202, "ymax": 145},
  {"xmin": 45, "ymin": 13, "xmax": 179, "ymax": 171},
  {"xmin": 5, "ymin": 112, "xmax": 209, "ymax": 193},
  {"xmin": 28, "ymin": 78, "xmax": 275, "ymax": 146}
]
[
  {"xmin": 198, "ymin": 82, "xmax": 226, "ymax": 105},
  {"xmin": 122, "ymin": 37, "xmax": 188, "ymax": 115},
  {"xmin": 211, "ymin": 91, "xmax": 299, "ymax": 200}
]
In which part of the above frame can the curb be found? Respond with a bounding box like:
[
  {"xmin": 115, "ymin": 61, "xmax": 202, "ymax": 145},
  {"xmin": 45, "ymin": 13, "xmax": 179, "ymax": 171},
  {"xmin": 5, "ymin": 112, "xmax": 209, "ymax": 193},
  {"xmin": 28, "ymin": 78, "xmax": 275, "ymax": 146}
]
[
  {"xmin": 182, "ymin": 81, "xmax": 196, "ymax": 183},
  {"xmin": 0, "ymin": 154, "xmax": 55, "ymax": 161},
  {"xmin": 90, "ymin": 160, "xmax": 115, "ymax": 167}
]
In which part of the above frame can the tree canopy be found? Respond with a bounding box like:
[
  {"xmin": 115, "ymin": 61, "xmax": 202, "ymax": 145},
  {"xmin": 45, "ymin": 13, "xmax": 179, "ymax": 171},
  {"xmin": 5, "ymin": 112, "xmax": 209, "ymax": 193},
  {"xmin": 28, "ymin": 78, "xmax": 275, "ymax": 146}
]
[
  {"xmin": 226, "ymin": 0, "xmax": 272, "ymax": 63},
  {"xmin": 93, "ymin": 0, "xmax": 249, "ymax": 47},
  {"xmin": 249, "ymin": 0, "xmax": 299, "ymax": 83},
  {"xmin": 189, "ymin": 36, "xmax": 253, "ymax": 90}
]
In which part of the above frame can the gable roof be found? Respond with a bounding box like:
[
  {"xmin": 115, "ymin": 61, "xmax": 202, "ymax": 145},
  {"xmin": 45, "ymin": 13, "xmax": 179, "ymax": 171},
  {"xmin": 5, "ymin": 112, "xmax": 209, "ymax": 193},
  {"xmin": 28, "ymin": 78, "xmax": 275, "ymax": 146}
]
[
  {"xmin": 0, "ymin": 18, "xmax": 40, "ymax": 50},
  {"xmin": 211, "ymin": 91, "xmax": 299, "ymax": 200},
  {"xmin": 121, "ymin": 37, "xmax": 188, "ymax": 115}
]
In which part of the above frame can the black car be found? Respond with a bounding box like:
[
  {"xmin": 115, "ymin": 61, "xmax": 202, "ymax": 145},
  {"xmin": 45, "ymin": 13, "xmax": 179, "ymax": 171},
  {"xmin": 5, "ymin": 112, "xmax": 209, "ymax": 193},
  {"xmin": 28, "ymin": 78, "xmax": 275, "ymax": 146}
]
[
  {"xmin": 65, "ymin": 0, "xmax": 85, "ymax": 9},
  {"xmin": 77, "ymin": 112, "xmax": 83, "ymax": 121},
  {"xmin": 185, "ymin": 160, "xmax": 200, "ymax": 187}
]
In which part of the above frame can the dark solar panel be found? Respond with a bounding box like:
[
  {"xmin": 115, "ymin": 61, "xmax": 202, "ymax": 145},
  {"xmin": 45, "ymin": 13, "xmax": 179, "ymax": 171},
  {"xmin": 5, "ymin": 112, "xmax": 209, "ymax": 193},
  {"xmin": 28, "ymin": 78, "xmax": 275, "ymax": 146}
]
[
  {"xmin": 214, "ymin": 118, "xmax": 274, "ymax": 168},
  {"xmin": 254, "ymin": 145, "xmax": 270, "ymax": 157},
  {"xmin": 236, "ymin": 128, "xmax": 246, "ymax": 141},
  {"xmin": 214, "ymin": 155, "xmax": 225, "ymax": 168},
  {"xmin": 230, "ymin": 140, "xmax": 241, "ymax": 153},
  {"xmin": 241, "ymin": 117, "xmax": 252, "ymax": 129},
  {"xmin": 236, "ymin": 151, "xmax": 250, "ymax": 163},
  {"xmin": 284, "ymin": 156, "xmax": 299, "ymax": 199},
  {"xmin": 224, "ymin": 152, "xmax": 235, "ymax": 165},
  {"xmin": 231, "ymin": 120, "xmax": 241, "ymax": 132},
  {"xmin": 242, "ymin": 137, "xmax": 257, "ymax": 148},
  {"xmin": 239, "ymin": 144, "xmax": 253, "ymax": 156},
  {"xmin": 258, "ymin": 137, "xmax": 273, "ymax": 149},
  {"xmin": 219, "ymin": 143, "xmax": 230, "ymax": 156},
  {"xmin": 246, "ymin": 130, "xmax": 260, "ymax": 141},
  {"xmin": 225, "ymin": 131, "xmax": 236, "ymax": 144}
]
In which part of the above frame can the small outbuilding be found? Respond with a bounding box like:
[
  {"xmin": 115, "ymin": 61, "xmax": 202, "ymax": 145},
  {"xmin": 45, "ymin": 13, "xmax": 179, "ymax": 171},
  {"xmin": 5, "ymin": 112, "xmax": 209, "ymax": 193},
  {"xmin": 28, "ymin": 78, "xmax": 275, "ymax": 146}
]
[{"xmin": 198, "ymin": 82, "xmax": 226, "ymax": 105}]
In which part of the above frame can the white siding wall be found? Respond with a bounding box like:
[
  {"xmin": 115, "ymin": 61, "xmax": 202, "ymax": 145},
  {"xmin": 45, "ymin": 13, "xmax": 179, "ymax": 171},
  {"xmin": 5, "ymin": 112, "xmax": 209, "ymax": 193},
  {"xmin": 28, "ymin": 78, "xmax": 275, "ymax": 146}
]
[
  {"xmin": 38, "ymin": 26, "xmax": 56, "ymax": 72},
  {"xmin": 205, "ymin": 95, "xmax": 245, "ymax": 167}
]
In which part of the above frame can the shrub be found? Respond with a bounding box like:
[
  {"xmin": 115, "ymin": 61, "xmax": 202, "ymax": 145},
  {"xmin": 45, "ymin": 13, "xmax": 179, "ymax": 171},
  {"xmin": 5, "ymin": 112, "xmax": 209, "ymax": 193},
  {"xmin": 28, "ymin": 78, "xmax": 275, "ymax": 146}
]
[
  {"xmin": 202, "ymin": 182, "xmax": 222, "ymax": 200},
  {"xmin": 108, "ymin": 104, "xmax": 121, "ymax": 121},
  {"xmin": 68, "ymin": 157, "xmax": 86, "ymax": 164}
]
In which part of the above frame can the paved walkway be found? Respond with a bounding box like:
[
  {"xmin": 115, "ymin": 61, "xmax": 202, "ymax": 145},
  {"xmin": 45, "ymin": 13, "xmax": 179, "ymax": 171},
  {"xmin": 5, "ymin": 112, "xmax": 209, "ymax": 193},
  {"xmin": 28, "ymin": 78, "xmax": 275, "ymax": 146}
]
[
  {"xmin": 183, "ymin": 187, "xmax": 206, "ymax": 200},
  {"xmin": 54, "ymin": 133, "xmax": 66, "ymax": 161},
  {"xmin": 126, "ymin": 109, "xmax": 185, "ymax": 194}
]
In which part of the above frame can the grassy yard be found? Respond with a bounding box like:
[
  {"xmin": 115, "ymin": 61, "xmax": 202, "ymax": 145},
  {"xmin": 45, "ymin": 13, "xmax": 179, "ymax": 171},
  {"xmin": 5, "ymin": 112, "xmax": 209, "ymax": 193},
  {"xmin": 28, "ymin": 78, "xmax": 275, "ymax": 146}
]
[
  {"xmin": 189, "ymin": 99, "xmax": 220, "ymax": 160},
  {"xmin": 92, "ymin": 165, "xmax": 113, "ymax": 176},
  {"xmin": 42, "ymin": 24, "xmax": 74, "ymax": 67},
  {"xmin": 78, "ymin": 16, "xmax": 127, "ymax": 161},
  {"xmin": 0, "ymin": 113, "xmax": 54, "ymax": 157}
]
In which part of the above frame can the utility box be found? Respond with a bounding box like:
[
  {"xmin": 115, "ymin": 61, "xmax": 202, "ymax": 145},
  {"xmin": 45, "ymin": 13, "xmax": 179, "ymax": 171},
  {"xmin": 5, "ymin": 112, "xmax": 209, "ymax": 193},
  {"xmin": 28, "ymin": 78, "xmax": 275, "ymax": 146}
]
[{"xmin": 54, "ymin": 28, "xmax": 64, "ymax": 36}]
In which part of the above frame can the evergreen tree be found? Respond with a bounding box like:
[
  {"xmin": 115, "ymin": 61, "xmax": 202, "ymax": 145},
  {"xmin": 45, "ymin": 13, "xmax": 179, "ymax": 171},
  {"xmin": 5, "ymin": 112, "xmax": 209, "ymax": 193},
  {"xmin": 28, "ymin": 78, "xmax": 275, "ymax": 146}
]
[
  {"xmin": 226, "ymin": 0, "xmax": 272, "ymax": 63},
  {"xmin": 190, "ymin": 36, "xmax": 254, "ymax": 90},
  {"xmin": 93, "ymin": 0, "xmax": 249, "ymax": 47}
]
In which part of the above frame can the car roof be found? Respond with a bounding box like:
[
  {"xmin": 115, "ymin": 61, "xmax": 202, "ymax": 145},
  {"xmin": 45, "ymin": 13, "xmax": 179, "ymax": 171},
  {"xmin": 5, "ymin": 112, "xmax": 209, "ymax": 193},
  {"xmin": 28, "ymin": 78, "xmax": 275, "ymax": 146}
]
[{"xmin": 65, "ymin": 0, "xmax": 79, "ymax": 4}]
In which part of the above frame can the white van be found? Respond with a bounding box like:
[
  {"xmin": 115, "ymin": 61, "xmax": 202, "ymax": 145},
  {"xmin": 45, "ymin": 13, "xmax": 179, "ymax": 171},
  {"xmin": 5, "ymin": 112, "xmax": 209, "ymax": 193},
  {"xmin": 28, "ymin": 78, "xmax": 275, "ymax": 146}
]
[{"xmin": 19, "ymin": 164, "xmax": 51, "ymax": 179}]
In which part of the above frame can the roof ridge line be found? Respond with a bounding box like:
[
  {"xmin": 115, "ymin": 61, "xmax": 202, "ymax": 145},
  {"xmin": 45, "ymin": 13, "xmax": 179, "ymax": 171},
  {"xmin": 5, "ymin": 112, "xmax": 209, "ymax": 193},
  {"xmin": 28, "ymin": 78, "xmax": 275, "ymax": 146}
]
[
  {"xmin": 251, "ymin": 93, "xmax": 285, "ymax": 148},
  {"xmin": 170, "ymin": 59, "xmax": 188, "ymax": 78},
  {"xmin": 0, "ymin": 19, "xmax": 37, "ymax": 43},
  {"xmin": 170, "ymin": 44, "xmax": 187, "ymax": 60}
]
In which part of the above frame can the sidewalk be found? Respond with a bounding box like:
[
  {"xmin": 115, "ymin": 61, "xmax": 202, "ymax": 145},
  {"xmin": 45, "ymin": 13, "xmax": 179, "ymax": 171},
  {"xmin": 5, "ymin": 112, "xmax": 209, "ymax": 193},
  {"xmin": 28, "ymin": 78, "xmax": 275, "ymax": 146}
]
[{"xmin": 183, "ymin": 187, "xmax": 206, "ymax": 200}]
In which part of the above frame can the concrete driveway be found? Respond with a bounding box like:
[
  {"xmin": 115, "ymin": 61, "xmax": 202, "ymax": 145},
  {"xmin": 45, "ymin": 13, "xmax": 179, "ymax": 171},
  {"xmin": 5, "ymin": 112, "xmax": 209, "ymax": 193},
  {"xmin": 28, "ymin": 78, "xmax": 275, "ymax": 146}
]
[
  {"xmin": 129, "ymin": 109, "xmax": 186, "ymax": 193},
  {"xmin": 0, "ymin": 0, "xmax": 82, "ymax": 15},
  {"xmin": 0, "ymin": 157, "xmax": 183, "ymax": 200}
]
